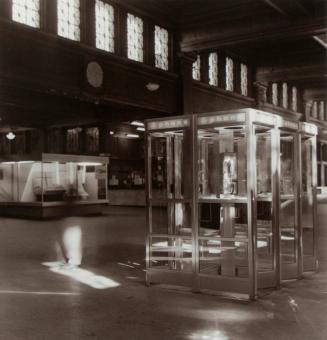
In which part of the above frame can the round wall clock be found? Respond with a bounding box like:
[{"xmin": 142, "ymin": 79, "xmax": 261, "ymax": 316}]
[{"xmin": 86, "ymin": 61, "xmax": 104, "ymax": 88}]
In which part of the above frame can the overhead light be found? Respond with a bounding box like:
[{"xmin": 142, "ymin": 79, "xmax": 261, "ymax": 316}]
[
  {"xmin": 77, "ymin": 162, "xmax": 103, "ymax": 166},
  {"xmin": 136, "ymin": 127, "xmax": 145, "ymax": 132},
  {"xmin": 126, "ymin": 133, "xmax": 140, "ymax": 138},
  {"xmin": 146, "ymin": 82, "xmax": 160, "ymax": 91},
  {"xmin": 313, "ymin": 35, "xmax": 327, "ymax": 49},
  {"xmin": 131, "ymin": 121, "xmax": 144, "ymax": 127},
  {"xmin": 6, "ymin": 132, "xmax": 15, "ymax": 140},
  {"xmin": 109, "ymin": 131, "xmax": 114, "ymax": 135}
]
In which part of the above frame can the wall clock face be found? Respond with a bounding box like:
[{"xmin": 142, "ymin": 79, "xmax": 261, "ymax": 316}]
[{"xmin": 86, "ymin": 61, "xmax": 104, "ymax": 88}]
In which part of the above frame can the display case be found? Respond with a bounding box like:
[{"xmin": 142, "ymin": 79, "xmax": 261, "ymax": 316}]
[
  {"xmin": 145, "ymin": 109, "xmax": 317, "ymax": 300},
  {"xmin": 0, "ymin": 153, "xmax": 109, "ymax": 217}
]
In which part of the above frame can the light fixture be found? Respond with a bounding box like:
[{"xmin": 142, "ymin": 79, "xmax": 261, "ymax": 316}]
[
  {"xmin": 109, "ymin": 131, "xmax": 114, "ymax": 135},
  {"xmin": 131, "ymin": 121, "xmax": 144, "ymax": 127},
  {"xmin": 77, "ymin": 162, "xmax": 103, "ymax": 166},
  {"xmin": 146, "ymin": 82, "xmax": 160, "ymax": 91},
  {"xmin": 126, "ymin": 133, "xmax": 140, "ymax": 138},
  {"xmin": 136, "ymin": 127, "xmax": 145, "ymax": 132},
  {"xmin": 6, "ymin": 132, "xmax": 15, "ymax": 140}
]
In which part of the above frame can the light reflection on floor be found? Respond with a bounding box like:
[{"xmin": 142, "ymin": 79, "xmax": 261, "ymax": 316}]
[
  {"xmin": 188, "ymin": 330, "xmax": 229, "ymax": 340},
  {"xmin": 0, "ymin": 290, "xmax": 79, "ymax": 296},
  {"xmin": 42, "ymin": 262, "xmax": 120, "ymax": 289}
]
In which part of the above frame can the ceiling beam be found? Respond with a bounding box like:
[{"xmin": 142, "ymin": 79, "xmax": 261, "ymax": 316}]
[
  {"xmin": 303, "ymin": 88, "xmax": 327, "ymax": 101},
  {"xmin": 263, "ymin": 0, "xmax": 288, "ymax": 16},
  {"xmin": 180, "ymin": 15, "xmax": 327, "ymax": 52},
  {"xmin": 255, "ymin": 62, "xmax": 327, "ymax": 85},
  {"xmin": 262, "ymin": 0, "xmax": 311, "ymax": 17}
]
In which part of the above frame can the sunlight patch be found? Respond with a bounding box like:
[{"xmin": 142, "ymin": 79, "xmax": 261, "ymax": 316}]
[
  {"xmin": 188, "ymin": 330, "xmax": 229, "ymax": 340},
  {"xmin": 43, "ymin": 262, "xmax": 120, "ymax": 289}
]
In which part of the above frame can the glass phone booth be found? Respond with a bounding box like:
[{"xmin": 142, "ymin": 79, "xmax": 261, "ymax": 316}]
[
  {"xmin": 196, "ymin": 110, "xmax": 279, "ymax": 298},
  {"xmin": 145, "ymin": 110, "xmax": 318, "ymax": 300},
  {"xmin": 145, "ymin": 116, "xmax": 195, "ymax": 288}
]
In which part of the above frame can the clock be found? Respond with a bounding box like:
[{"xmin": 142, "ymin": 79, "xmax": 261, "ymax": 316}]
[{"xmin": 86, "ymin": 61, "xmax": 104, "ymax": 88}]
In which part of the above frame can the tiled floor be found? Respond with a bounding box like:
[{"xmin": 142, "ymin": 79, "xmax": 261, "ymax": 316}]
[{"xmin": 0, "ymin": 206, "xmax": 326, "ymax": 340}]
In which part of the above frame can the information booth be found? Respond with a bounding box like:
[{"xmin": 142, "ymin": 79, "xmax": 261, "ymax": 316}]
[{"xmin": 145, "ymin": 109, "xmax": 318, "ymax": 300}]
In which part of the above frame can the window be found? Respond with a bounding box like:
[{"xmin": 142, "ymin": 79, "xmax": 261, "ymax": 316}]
[
  {"xmin": 192, "ymin": 55, "xmax": 201, "ymax": 81},
  {"xmin": 127, "ymin": 13, "xmax": 144, "ymax": 62},
  {"xmin": 12, "ymin": 0, "xmax": 40, "ymax": 28},
  {"xmin": 95, "ymin": 0, "xmax": 115, "ymax": 52},
  {"xmin": 272, "ymin": 83, "xmax": 278, "ymax": 106},
  {"xmin": 208, "ymin": 52, "xmax": 218, "ymax": 86},
  {"xmin": 312, "ymin": 101, "xmax": 318, "ymax": 118},
  {"xmin": 225, "ymin": 57, "xmax": 234, "ymax": 91},
  {"xmin": 319, "ymin": 101, "xmax": 325, "ymax": 121},
  {"xmin": 66, "ymin": 128, "xmax": 80, "ymax": 153},
  {"xmin": 57, "ymin": 0, "xmax": 80, "ymax": 41},
  {"xmin": 86, "ymin": 127, "xmax": 99, "ymax": 153},
  {"xmin": 154, "ymin": 25, "xmax": 169, "ymax": 70},
  {"xmin": 282, "ymin": 82, "xmax": 288, "ymax": 109},
  {"xmin": 291, "ymin": 86, "xmax": 297, "ymax": 112},
  {"xmin": 240, "ymin": 63, "xmax": 248, "ymax": 96}
]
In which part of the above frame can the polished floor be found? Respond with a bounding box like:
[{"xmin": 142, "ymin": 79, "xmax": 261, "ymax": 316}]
[{"xmin": 0, "ymin": 206, "xmax": 326, "ymax": 340}]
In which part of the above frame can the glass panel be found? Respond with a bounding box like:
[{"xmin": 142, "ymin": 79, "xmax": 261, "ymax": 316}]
[
  {"xmin": 198, "ymin": 126, "xmax": 247, "ymax": 198},
  {"xmin": 256, "ymin": 127, "xmax": 273, "ymax": 271},
  {"xmin": 208, "ymin": 52, "xmax": 218, "ymax": 86},
  {"xmin": 151, "ymin": 204, "xmax": 169, "ymax": 234},
  {"xmin": 38, "ymin": 162, "xmax": 107, "ymax": 202},
  {"xmin": 0, "ymin": 163, "xmax": 16, "ymax": 202},
  {"xmin": 199, "ymin": 203, "xmax": 248, "ymax": 238},
  {"xmin": 280, "ymin": 134, "xmax": 296, "ymax": 264},
  {"xmin": 256, "ymin": 127, "xmax": 272, "ymax": 196},
  {"xmin": 151, "ymin": 203, "xmax": 192, "ymax": 236},
  {"xmin": 12, "ymin": 0, "xmax": 40, "ymax": 28},
  {"xmin": 199, "ymin": 238, "xmax": 248, "ymax": 278},
  {"xmin": 240, "ymin": 63, "xmax": 248, "ymax": 96},
  {"xmin": 150, "ymin": 130, "xmax": 189, "ymax": 200},
  {"xmin": 154, "ymin": 25, "xmax": 169, "ymax": 71},
  {"xmin": 95, "ymin": 0, "xmax": 115, "ymax": 52},
  {"xmin": 225, "ymin": 57, "xmax": 234, "ymax": 91},
  {"xmin": 150, "ymin": 236, "xmax": 192, "ymax": 272},
  {"xmin": 192, "ymin": 55, "xmax": 201, "ymax": 81},
  {"xmin": 0, "ymin": 160, "xmax": 107, "ymax": 204},
  {"xmin": 301, "ymin": 137, "xmax": 314, "ymax": 256},
  {"xmin": 57, "ymin": 0, "xmax": 81, "ymax": 41},
  {"xmin": 127, "ymin": 13, "xmax": 143, "ymax": 62}
]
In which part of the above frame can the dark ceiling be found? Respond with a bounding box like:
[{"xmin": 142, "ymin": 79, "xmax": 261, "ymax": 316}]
[{"xmin": 123, "ymin": 0, "xmax": 327, "ymax": 97}]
